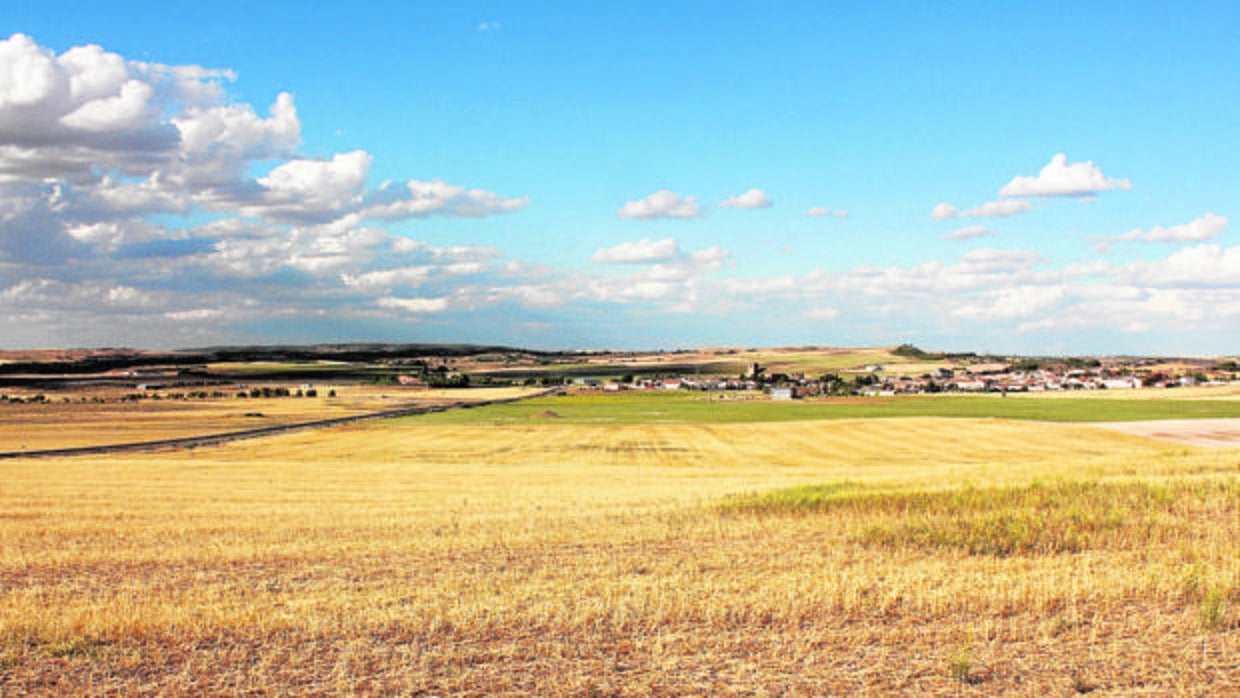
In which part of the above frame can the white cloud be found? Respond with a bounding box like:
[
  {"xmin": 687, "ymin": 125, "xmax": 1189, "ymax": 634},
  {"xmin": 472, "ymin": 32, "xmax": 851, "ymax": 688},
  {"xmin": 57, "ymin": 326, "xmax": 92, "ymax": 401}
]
[
  {"xmin": 952, "ymin": 285, "xmax": 1066, "ymax": 320},
  {"xmin": 999, "ymin": 153, "xmax": 1132, "ymax": 198},
  {"xmin": 163, "ymin": 308, "xmax": 223, "ymax": 321},
  {"xmin": 572, "ymin": 244, "xmax": 732, "ymax": 311},
  {"xmin": 0, "ymin": 32, "xmax": 231, "ymax": 167},
  {"xmin": 172, "ymin": 92, "xmax": 301, "ymax": 187},
  {"xmin": 1137, "ymin": 212, "xmax": 1227, "ymax": 242},
  {"xmin": 590, "ymin": 238, "xmax": 680, "ymax": 264},
  {"xmin": 719, "ymin": 188, "xmax": 772, "ymax": 209},
  {"xmin": 1117, "ymin": 243, "xmax": 1240, "ymax": 287},
  {"xmin": 83, "ymin": 173, "xmax": 193, "ymax": 217},
  {"xmin": 931, "ymin": 198, "xmax": 1031, "ymax": 220},
  {"xmin": 943, "ymin": 225, "xmax": 995, "ymax": 241},
  {"xmin": 377, "ymin": 296, "xmax": 452, "ymax": 313},
  {"xmin": 930, "ymin": 202, "xmax": 957, "ymax": 220},
  {"xmin": 956, "ymin": 247, "xmax": 1044, "ymax": 275},
  {"xmin": 966, "ymin": 198, "xmax": 1033, "ymax": 217},
  {"xmin": 360, "ymin": 179, "xmax": 528, "ymax": 221},
  {"xmin": 616, "ymin": 189, "xmax": 701, "ymax": 220},
  {"xmin": 0, "ymin": 31, "xmax": 528, "ymax": 290},
  {"xmin": 0, "ymin": 35, "xmax": 1231, "ymax": 354},
  {"xmin": 646, "ymin": 246, "xmax": 731, "ymax": 281},
  {"xmin": 499, "ymin": 284, "xmax": 563, "ymax": 308},
  {"xmin": 807, "ymin": 206, "xmax": 848, "ymax": 218},
  {"xmin": 250, "ymin": 150, "xmax": 371, "ymax": 218},
  {"xmin": 0, "ymin": 278, "xmax": 157, "ymax": 312},
  {"xmin": 1093, "ymin": 212, "xmax": 1227, "ymax": 250},
  {"xmin": 60, "ymin": 79, "xmax": 156, "ymax": 132}
]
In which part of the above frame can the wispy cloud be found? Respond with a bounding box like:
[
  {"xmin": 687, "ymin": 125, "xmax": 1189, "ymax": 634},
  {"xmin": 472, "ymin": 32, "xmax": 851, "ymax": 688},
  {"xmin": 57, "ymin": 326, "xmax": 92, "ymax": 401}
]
[
  {"xmin": 931, "ymin": 198, "xmax": 1032, "ymax": 220},
  {"xmin": 807, "ymin": 206, "xmax": 849, "ymax": 218},
  {"xmin": 943, "ymin": 225, "xmax": 996, "ymax": 241},
  {"xmin": 1090, "ymin": 212, "xmax": 1227, "ymax": 251}
]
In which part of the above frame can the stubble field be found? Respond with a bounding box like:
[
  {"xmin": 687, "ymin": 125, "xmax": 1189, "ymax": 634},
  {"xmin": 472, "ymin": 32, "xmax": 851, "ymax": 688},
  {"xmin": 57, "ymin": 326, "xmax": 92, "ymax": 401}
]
[
  {"xmin": 0, "ymin": 395, "xmax": 1237, "ymax": 695},
  {"xmin": 0, "ymin": 386, "xmax": 533, "ymax": 452}
]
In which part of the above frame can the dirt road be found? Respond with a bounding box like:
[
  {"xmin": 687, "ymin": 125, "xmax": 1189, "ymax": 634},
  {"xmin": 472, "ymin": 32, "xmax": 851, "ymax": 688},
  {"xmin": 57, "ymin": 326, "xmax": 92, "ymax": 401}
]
[{"xmin": 1089, "ymin": 418, "xmax": 1240, "ymax": 449}]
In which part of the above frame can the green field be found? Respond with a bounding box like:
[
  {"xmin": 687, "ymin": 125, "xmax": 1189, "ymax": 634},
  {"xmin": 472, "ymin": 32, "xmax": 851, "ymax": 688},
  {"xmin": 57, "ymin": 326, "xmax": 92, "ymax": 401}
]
[{"xmin": 405, "ymin": 390, "xmax": 1240, "ymax": 425}]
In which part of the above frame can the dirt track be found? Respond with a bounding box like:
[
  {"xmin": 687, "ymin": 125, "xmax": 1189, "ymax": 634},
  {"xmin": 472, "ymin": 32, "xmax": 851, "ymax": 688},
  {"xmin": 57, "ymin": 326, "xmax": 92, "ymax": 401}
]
[
  {"xmin": 1089, "ymin": 418, "xmax": 1240, "ymax": 449},
  {"xmin": 0, "ymin": 388, "xmax": 559, "ymax": 460}
]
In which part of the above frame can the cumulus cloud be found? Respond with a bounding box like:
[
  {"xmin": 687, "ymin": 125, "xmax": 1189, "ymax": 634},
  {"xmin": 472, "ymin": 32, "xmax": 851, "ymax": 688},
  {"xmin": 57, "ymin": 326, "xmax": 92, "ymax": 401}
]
[
  {"xmin": 999, "ymin": 153, "xmax": 1132, "ymax": 198},
  {"xmin": 0, "ymin": 34, "xmax": 187, "ymax": 151},
  {"xmin": 246, "ymin": 150, "xmax": 371, "ymax": 219},
  {"xmin": 719, "ymin": 188, "xmax": 772, "ymax": 209},
  {"xmin": 0, "ymin": 33, "xmax": 534, "ymax": 343},
  {"xmin": 807, "ymin": 206, "xmax": 848, "ymax": 217},
  {"xmin": 943, "ymin": 225, "xmax": 996, "ymax": 241},
  {"xmin": 590, "ymin": 238, "xmax": 680, "ymax": 264},
  {"xmin": 616, "ymin": 189, "xmax": 701, "ymax": 220},
  {"xmin": 0, "ymin": 33, "xmax": 525, "ymax": 234},
  {"xmin": 170, "ymin": 91, "xmax": 300, "ymax": 188},
  {"xmin": 1, "ymin": 34, "xmax": 1231, "ymax": 354}
]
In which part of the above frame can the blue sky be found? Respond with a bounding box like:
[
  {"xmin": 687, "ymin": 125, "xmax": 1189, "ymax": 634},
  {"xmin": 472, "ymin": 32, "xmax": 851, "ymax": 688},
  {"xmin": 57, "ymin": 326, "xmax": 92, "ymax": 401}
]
[{"xmin": 0, "ymin": 1, "xmax": 1235, "ymax": 354}]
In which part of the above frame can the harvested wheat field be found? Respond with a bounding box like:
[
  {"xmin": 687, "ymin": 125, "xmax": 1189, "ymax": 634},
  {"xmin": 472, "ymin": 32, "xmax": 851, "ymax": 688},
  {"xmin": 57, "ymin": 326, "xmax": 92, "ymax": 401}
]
[
  {"xmin": 1089, "ymin": 418, "xmax": 1240, "ymax": 449},
  {"xmin": 0, "ymin": 387, "xmax": 534, "ymax": 452},
  {"xmin": 1, "ymin": 412, "xmax": 1237, "ymax": 695}
]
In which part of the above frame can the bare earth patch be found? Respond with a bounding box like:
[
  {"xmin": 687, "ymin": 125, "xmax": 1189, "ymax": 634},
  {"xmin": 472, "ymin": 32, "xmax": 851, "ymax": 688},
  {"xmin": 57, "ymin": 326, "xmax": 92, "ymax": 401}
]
[{"xmin": 1089, "ymin": 418, "xmax": 1240, "ymax": 448}]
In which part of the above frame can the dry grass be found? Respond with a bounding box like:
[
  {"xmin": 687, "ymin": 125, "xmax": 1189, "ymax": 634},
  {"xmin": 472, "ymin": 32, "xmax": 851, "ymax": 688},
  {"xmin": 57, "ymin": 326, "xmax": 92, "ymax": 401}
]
[
  {"xmin": 0, "ymin": 386, "xmax": 533, "ymax": 451},
  {"xmin": 0, "ymin": 416, "xmax": 1237, "ymax": 694}
]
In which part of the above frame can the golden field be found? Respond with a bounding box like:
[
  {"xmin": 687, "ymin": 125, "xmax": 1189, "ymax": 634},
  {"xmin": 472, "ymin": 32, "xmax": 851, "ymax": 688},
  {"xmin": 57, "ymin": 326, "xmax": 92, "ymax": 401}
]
[
  {"xmin": 0, "ymin": 386, "xmax": 534, "ymax": 451},
  {"xmin": 0, "ymin": 412, "xmax": 1237, "ymax": 695},
  {"xmin": 1006, "ymin": 384, "xmax": 1240, "ymax": 401}
]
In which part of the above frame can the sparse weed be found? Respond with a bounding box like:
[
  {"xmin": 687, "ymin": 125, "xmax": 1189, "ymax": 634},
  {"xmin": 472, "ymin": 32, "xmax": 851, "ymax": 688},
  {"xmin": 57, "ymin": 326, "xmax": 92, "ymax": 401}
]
[
  {"xmin": 46, "ymin": 636, "xmax": 103, "ymax": 659},
  {"xmin": 725, "ymin": 478, "xmax": 1225, "ymax": 557},
  {"xmin": 948, "ymin": 635, "xmax": 976, "ymax": 684},
  {"xmin": 1198, "ymin": 586, "xmax": 1228, "ymax": 631}
]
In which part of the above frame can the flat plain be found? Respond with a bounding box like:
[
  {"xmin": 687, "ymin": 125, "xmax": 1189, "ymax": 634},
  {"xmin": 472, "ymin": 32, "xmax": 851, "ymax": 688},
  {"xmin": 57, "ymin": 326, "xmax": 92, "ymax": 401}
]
[
  {"xmin": 0, "ymin": 386, "xmax": 533, "ymax": 451},
  {"xmin": 0, "ymin": 391, "xmax": 1237, "ymax": 695}
]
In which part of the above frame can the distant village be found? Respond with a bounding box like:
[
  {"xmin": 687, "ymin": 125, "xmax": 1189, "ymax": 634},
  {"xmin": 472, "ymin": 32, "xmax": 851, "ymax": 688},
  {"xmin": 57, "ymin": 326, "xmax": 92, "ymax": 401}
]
[{"xmin": 570, "ymin": 359, "xmax": 1240, "ymax": 400}]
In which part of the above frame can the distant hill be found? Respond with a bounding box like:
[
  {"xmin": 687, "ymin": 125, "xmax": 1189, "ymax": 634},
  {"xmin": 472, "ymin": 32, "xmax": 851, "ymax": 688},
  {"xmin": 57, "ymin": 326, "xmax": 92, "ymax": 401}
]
[{"xmin": 0, "ymin": 343, "xmax": 538, "ymax": 375}]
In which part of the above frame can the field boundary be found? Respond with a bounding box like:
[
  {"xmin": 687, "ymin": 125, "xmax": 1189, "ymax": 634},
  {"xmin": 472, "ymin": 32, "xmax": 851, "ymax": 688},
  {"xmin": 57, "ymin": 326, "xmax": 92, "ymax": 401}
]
[{"xmin": 0, "ymin": 388, "xmax": 560, "ymax": 460}]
